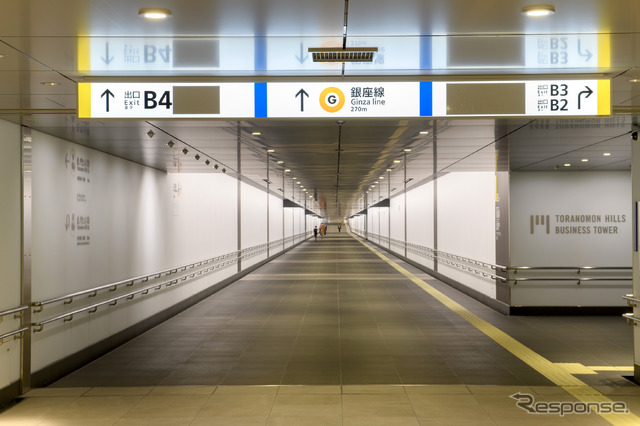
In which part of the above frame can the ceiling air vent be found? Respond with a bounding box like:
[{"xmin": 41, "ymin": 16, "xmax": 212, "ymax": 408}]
[{"xmin": 309, "ymin": 47, "xmax": 378, "ymax": 63}]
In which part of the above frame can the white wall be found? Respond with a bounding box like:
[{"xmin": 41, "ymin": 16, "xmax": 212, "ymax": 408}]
[
  {"xmin": 390, "ymin": 194, "xmax": 404, "ymax": 242},
  {"xmin": 369, "ymin": 172, "xmax": 496, "ymax": 299},
  {"xmin": 406, "ymin": 181, "xmax": 435, "ymax": 268},
  {"xmin": 510, "ymin": 171, "xmax": 631, "ymax": 306},
  {"xmin": 270, "ymin": 194, "xmax": 283, "ymax": 245},
  {"xmin": 28, "ymin": 129, "xmax": 289, "ymax": 373},
  {"xmin": 31, "ymin": 130, "xmax": 169, "ymax": 371},
  {"xmin": 294, "ymin": 207, "xmax": 306, "ymax": 241},
  {"xmin": 0, "ymin": 120, "xmax": 22, "ymax": 392},
  {"xmin": 241, "ymin": 181, "xmax": 268, "ymax": 268},
  {"xmin": 437, "ymin": 172, "xmax": 497, "ymax": 298}
]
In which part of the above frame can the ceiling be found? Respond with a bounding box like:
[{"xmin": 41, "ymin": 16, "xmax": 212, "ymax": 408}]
[{"xmin": 1, "ymin": 0, "xmax": 640, "ymax": 221}]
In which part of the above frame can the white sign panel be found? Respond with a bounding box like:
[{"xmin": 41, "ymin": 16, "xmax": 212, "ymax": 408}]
[
  {"xmin": 525, "ymin": 80, "xmax": 600, "ymax": 116},
  {"xmin": 81, "ymin": 38, "xmax": 255, "ymax": 72},
  {"xmin": 266, "ymin": 82, "xmax": 421, "ymax": 118},
  {"xmin": 79, "ymin": 82, "xmax": 255, "ymax": 118},
  {"xmin": 524, "ymin": 35, "xmax": 599, "ymax": 69}
]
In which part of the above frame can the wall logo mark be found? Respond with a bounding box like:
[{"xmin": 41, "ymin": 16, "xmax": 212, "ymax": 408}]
[
  {"xmin": 319, "ymin": 87, "xmax": 345, "ymax": 113},
  {"xmin": 530, "ymin": 215, "xmax": 550, "ymax": 234}
]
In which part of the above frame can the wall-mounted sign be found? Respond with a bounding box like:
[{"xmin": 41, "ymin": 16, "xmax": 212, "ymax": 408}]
[{"xmin": 78, "ymin": 79, "xmax": 610, "ymax": 119}]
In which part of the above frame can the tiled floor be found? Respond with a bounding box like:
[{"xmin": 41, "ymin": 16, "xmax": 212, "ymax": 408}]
[
  {"xmin": 2, "ymin": 233, "xmax": 640, "ymax": 425},
  {"xmin": 2, "ymin": 384, "xmax": 635, "ymax": 425}
]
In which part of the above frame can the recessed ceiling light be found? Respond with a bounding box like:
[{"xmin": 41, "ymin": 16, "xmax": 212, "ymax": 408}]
[
  {"xmin": 603, "ymin": 152, "xmax": 611, "ymax": 156},
  {"xmin": 564, "ymin": 163, "xmax": 571, "ymax": 167},
  {"xmin": 0, "ymin": 54, "xmax": 5, "ymax": 59},
  {"xmin": 581, "ymin": 159, "xmax": 589, "ymax": 162},
  {"xmin": 284, "ymin": 169, "xmax": 291, "ymax": 172},
  {"xmin": 521, "ymin": 4, "xmax": 555, "ymax": 17},
  {"xmin": 419, "ymin": 131, "xmax": 429, "ymax": 135},
  {"xmin": 292, "ymin": 177, "xmax": 297, "ymax": 180},
  {"xmin": 404, "ymin": 148, "xmax": 412, "ymax": 152},
  {"xmin": 393, "ymin": 160, "xmax": 401, "ymax": 163},
  {"xmin": 379, "ymin": 176, "xmax": 384, "ymax": 179},
  {"xmin": 40, "ymin": 82, "xmax": 59, "ymax": 86},
  {"xmin": 386, "ymin": 168, "xmax": 392, "ymax": 172},
  {"xmin": 139, "ymin": 8, "xmax": 172, "ymax": 20},
  {"xmin": 277, "ymin": 160, "xmax": 284, "ymax": 164},
  {"xmin": 629, "ymin": 79, "xmax": 640, "ymax": 83},
  {"xmin": 267, "ymin": 149, "xmax": 275, "ymax": 153},
  {"xmin": 252, "ymin": 132, "xmax": 262, "ymax": 136},
  {"xmin": 296, "ymin": 182, "xmax": 301, "ymax": 185}
]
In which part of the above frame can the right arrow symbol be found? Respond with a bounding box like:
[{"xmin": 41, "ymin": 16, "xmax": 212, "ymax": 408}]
[
  {"xmin": 578, "ymin": 86, "xmax": 593, "ymax": 109},
  {"xmin": 295, "ymin": 88, "xmax": 309, "ymax": 112},
  {"xmin": 101, "ymin": 89, "xmax": 115, "ymax": 112}
]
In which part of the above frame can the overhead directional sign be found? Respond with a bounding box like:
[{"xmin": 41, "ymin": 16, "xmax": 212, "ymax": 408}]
[
  {"xmin": 432, "ymin": 80, "xmax": 610, "ymax": 117},
  {"xmin": 78, "ymin": 82, "xmax": 255, "ymax": 118},
  {"xmin": 78, "ymin": 79, "xmax": 610, "ymax": 119}
]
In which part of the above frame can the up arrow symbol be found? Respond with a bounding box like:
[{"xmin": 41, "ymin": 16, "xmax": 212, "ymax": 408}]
[
  {"xmin": 101, "ymin": 89, "xmax": 115, "ymax": 112},
  {"xmin": 295, "ymin": 88, "xmax": 309, "ymax": 112}
]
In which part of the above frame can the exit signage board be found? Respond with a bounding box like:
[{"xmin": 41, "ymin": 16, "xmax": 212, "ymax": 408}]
[
  {"xmin": 78, "ymin": 82, "xmax": 255, "ymax": 119},
  {"xmin": 78, "ymin": 79, "xmax": 610, "ymax": 119}
]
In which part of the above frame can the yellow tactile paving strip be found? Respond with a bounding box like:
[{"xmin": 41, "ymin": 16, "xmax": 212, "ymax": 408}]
[{"xmin": 357, "ymin": 238, "xmax": 640, "ymax": 426}]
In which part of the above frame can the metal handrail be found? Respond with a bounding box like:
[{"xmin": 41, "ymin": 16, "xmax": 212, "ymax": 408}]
[
  {"xmin": 31, "ymin": 232, "xmax": 310, "ymax": 332},
  {"xmin": 0, "ymin": 327, "xmax": 28, "ymax": 345},
  {"xmin": 363, "ymin": 231, "xmax": 631, "ymax": 284},
  {"xmin": 624, "ymin": 294, "xmax": 640, "ymax": 306},
  {"xmin": 365, "ymin": 232, "xmax": 505, "ymax": 280},
  {"xmin": 0, "ymin": 305, "xmax": 28, "ymax": 318},
  {"xmin": 32, "ymin": 233, "xmax": 309, "ymax": 312},
  {"xmin": 623, "ymin": 313, "xmax": 640, "ymax": 325},
  {"xmin": 33, "ymin": 253, "xmax": 244, "ymax": 332},
  {"xmin": 510, "ymin": 266, "xmax": 630, "ymax": 271}
]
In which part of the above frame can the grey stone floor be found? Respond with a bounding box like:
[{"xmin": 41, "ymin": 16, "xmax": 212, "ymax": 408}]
[{"xmin": 51, "ymin": 233, "xmax": 634, "ymax": 392}]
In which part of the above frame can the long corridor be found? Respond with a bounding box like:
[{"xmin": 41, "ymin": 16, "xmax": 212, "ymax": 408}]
[{"xmin": 2, "ymin": 232, "xmax": 639, "ymax": 425}]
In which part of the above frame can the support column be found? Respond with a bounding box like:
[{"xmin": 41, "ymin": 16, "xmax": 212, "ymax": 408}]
[
  {"xmin": 404, "ymin": 151, "xmax": 408, "ymax": 258},
  {"xmin": 236, "ymin": 123, "xmax": 242, "ymax": 273},
  {"xmin": 266, "ymin": 152, "xmax": 270, "ymax": 257},
  {"xmin": 632, "ymin": 129, "xmax": 640, "ymax": 383},
  {"xmin": 388, "ymin": 168, "xmax": 391, "ymax": 250},
  {"xmin": 433, "ymin": 128, "xmax": 438, "ymax": 272},
  {"xmin": 495, "ymin": 124, "xmax": 511, "ymax": 306},
  {"xmin": 20, "ymin": 126, "xmax": 32, "ymax": 393}
]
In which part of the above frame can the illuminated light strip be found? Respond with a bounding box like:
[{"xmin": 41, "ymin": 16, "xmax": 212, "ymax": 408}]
[
  {"xmin": 354, "ymin": 237, "xmax": 640, "ymax": 425},
  {"xmin": 77, "ymin": 37, "xmax": 90, "ymax": 72},
  {"xmin": 77, "ymin": 82, "xmax": 91, "ymax": 119},
  {"xmin": 599, "ymin": 34, "xmax": 612, "ymax": 69},
  {"xmin": 598, "ymin": 79, "xmax": 611, "ymax": 115}
]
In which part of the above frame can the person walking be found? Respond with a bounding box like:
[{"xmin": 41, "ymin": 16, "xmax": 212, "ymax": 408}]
[
  {"xmin": 338, "ymin": 224, "xmax": 341, "ymax": 233},
  {"xmin": 314, "ymin": 226, "xmax": 318, "ymax": 240}
]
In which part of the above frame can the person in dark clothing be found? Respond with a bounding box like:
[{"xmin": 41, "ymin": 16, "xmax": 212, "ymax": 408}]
[
  {"xmin": 338, "ymin": 224, "xmax": 341, "ymax": 233},
  {"xmin": 314, "ymin": 226, "xmax": 318, "ymax": 240}
]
